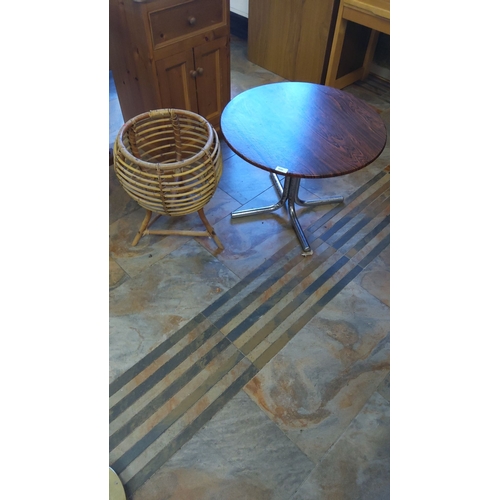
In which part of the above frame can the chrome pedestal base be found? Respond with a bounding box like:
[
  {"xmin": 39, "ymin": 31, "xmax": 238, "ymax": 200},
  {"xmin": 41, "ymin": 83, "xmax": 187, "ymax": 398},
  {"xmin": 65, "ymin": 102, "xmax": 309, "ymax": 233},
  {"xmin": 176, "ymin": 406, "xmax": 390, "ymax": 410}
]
[{"xmin": 231, "ymin": 173, "xmax": 344, "ymax": 256}]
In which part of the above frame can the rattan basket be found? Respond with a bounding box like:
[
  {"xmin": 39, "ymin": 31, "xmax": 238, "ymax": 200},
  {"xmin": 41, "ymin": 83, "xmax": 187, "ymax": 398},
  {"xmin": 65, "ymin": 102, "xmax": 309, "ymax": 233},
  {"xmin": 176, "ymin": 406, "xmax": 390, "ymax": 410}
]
[{"xmin": 113, "ymin": 109, "xmax": 223, "ymax": 249}]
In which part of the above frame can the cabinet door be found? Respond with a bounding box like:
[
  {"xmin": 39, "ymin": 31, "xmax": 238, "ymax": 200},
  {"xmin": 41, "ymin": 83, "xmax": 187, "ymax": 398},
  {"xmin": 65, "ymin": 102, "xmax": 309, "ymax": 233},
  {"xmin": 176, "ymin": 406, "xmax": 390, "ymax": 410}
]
[
  {"xmin": 155, "ymin": 49, "xmax": 198, "ymax": 113},
  {"xmin": 193, "ymin": 36, "xmax": 230, "ymax": 130}
]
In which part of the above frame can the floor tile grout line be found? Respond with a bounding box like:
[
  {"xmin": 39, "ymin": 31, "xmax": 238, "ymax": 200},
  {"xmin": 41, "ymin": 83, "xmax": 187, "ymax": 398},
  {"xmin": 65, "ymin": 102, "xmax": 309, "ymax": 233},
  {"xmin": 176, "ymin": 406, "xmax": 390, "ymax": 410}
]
[
  {"xmin": 109, "ymin": 237, "xmax": 299, "ymax": 397},
  {"xmin": 216, "ymin": 242, "xmax": 336, "ymax": 341},
  {"xmin": 202, "ymin": 236, "xmax": 302, "ymax": 316},
  {"xmin": 209, "ymin": 246, "xmax": 306, "ymax": 329},
  {"xmin": 316, "ymin": 178, "xmax": 390, "ymax": 242},
  {"xmin": 307, "ymin": 169, "xmax": 388, "ymax": 233},
  {"xmin": 109, "ymin": 335, "xmax": 234, "ymax": 451},
  {"xmin": 109, "ymin": 256, "xmax": 132, "ymax": 288},
  {"xmin": 345, "ymin": 215, "xmax": 390, "ymax": 258},
  {"xmin": 122, "ymin": 363, "xmax": 259, "ymax": 495},
  {"xmin": 238, "ymin": 253, "xmax": 349, "ymax": 353},
  {"xmin": 109, "ymin": 314, "xmax": 205, "ymax": 397},
  {"xmin": 325, "ymin": 193, "xmax": 390, "ymax": 249},
  {"xmin": 289, "ymin": 366, "xmax": 390, "ymax": 498},
  {"xmin": 109, "ymin": 319, "xmax": 218, "ymax": 419},
  {"xmin": 111, "ymin": 350, "xmax": 246, "ymax": 475},
  {"xmin": 357, "ymin": 234, "xmax": 390, "ymax": 269},
  {"xmin": 252, "ymin": 263, "xmax": 363, "ymax": 370},
  {"xmin": 251, "ymin": 227, "xmax": 390, "ymax": 371},
  {"xmin": 239, "ymin": 390, "xmax": 318, "ymax": 481},
  {"xmin": 315, "ymin": 196, "xmax": 389, "ymax": 256}
]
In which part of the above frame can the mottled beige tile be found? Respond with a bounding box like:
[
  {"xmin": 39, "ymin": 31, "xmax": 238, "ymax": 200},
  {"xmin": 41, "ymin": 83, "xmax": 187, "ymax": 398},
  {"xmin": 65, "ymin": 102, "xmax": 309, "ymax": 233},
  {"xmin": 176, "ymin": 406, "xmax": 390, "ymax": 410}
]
[
  {"xmin": 110, "ymin": 257, "xmax": 128, "ymax": 290},
  {"xmin": 291, "ymin": 391, "xmax": 390, "ymax": 500},
  {"xmin": 355, "ymin": 244, "xmax": 390, "ymax": 307},
  {"xmin": 244, "ymin": 281, "xmax": 389, "ymax": 463},
  {"xmin": 206, "ymin": 187, "xmax": 299, "ymax": 278},
  {"xmin": 377, "ymin": 372, "xmax": 390, "ymax": 402},
  {"xmin": 216, "ymin": 153, "xmax": 275, "ymax": 205},
  {"xmin": 133, "ymin": 390, "xmax": 314, "ymax": 500},
  {"xmin": 198, "ymin": 390, "xmax": 314, "ymax": 498},
  {"xmin": 109, "ymin": 207, "xmax": 219, "ymax": 278},
  {"xmin": 109, "ymin": 240, "xmax": 240, "ymax": 382},
  {"xmin": 133, "ymin": 431, "xmax": 272, "ymax": 500}
]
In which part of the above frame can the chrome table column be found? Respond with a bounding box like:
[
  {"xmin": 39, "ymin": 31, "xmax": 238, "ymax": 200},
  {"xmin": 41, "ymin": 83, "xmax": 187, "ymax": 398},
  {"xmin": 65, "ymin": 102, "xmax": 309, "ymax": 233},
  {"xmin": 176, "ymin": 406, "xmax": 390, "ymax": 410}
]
[{"xmin": 231, "ymin": 173, "xmax": 344, "ymax": 256}]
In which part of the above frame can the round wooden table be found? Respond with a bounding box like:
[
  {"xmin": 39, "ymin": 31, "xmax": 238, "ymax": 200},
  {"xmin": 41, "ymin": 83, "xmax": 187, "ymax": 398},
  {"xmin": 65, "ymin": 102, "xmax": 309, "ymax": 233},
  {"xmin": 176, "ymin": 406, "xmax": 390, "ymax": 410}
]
[{"xmin": 221, "ymin": 82, "xmax": 387, "ymax": 255}]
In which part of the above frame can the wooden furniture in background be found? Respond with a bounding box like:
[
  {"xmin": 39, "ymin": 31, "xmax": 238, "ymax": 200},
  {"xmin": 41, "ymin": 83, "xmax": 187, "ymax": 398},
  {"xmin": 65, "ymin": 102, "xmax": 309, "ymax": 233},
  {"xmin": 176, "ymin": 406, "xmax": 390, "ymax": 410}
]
[
  {"xmin": 325, "ymin": 0, "xmax": 390, "ymax": 88},
  {"xmin": 109, "ymin": 0, "xmax": 230, "ymax": 131},
  {"xmin": 113, "ymin": 108, "xmax": 224, "ymax": 250},
  {"xmin": 247, "ymin": 0, "xmax": 339, "ymax": 83}
]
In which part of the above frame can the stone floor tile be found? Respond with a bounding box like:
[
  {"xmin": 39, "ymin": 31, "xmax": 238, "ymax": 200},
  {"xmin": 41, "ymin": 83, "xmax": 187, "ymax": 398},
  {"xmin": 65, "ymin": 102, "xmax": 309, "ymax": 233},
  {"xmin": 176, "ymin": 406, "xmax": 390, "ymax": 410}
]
[
  {"xmin": 109, "ymin": 206, "xmax": 225, "ymax": 278},
  {"xmin": 109, "ymin": 257, "xmax": 128, "ymax": 290},
  {"xmin": 109, "ymin": 239, "xmax": 240, "ymax": 382},
  {"xmin": 244, "ymin": 281, "xmax": 390, "ymax": 463},
  {"xmin": 220, "ymin": 137, "xmax": 236, "ymax": 160},
  {"xmin": 197, "ymin": 390, "xmax": 315, "ymax": 499},
  {"xmin": 291, "ymin": 391, "xmax": 390, "ymax": 500},
  {"xmin": 377, "ymin": 372, "xmax": 390, "ymax": 402},
  {"xmin": 206, "ymin": 187, "xmax": 299, "ymax": 278},
  {"xmin": 217, "ymin": 152, "xmax": 276, "ymax": 205},
  {"xmin": 201, "ymin": 186, "xmax": 242, "ymax": 226},
  {"xmin": 355, "ymin": 244, "xmax": 390, "ymax": 307},
  {"xmin": 134, "ymin": 390, "xmax": 314, "ymax": 500}
]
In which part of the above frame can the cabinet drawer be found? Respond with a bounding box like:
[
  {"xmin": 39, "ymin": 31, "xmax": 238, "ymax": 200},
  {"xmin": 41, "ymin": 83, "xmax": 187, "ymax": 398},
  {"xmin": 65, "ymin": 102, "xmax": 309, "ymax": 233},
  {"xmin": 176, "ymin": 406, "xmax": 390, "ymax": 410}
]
[{"xmin": 150, "ymin": 0, "xmax": 224, "ymax": 49}]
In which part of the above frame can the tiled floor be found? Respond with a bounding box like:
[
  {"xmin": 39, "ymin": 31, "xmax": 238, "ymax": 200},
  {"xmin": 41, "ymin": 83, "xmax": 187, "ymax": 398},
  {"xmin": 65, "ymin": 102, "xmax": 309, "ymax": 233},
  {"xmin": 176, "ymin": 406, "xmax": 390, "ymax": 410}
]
[{"xmin": 110, "ymin": 36, "xmax": 390, "ymax": 499}]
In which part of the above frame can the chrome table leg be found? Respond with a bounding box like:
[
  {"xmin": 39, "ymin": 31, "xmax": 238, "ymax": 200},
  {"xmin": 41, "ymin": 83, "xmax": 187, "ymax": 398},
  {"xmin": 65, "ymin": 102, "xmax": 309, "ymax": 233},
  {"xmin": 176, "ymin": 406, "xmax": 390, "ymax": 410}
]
[
  {"xmin": 231, "ymin": 176, "xmax": 291, "ymax": 218},
  {"xmin": 231, "ymin": 173, "xmax": 344, "ymax": 256},
  {"xmin": 271, "ymin": 173, "xmax": 344, "ymax": 207},
  {"xmin": 287, "ymin": 178, "xmax": 314, "ymax": 255}
]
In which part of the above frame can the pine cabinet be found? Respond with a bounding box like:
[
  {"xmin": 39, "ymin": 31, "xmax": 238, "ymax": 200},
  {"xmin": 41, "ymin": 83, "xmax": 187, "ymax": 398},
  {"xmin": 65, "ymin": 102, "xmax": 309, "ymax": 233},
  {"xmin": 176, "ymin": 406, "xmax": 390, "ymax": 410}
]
[{"xmin": 110, "ymin": 0, "xmax": 230, "ymax": 130}]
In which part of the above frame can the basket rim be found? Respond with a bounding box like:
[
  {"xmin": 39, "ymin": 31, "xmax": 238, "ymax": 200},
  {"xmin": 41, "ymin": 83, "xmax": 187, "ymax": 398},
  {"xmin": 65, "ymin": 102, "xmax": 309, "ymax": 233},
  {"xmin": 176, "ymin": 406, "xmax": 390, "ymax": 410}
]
[{"xmin": 114, "ymin": 108, "xmax": 216, "ymax": 170}]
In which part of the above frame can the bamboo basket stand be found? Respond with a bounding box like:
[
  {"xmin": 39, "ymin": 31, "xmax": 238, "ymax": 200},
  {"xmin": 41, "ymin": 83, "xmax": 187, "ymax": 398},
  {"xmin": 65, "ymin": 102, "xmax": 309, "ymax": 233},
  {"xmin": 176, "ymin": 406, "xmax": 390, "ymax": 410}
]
[{"xmin": 113, "ymin": 109, "xmax": 224, "ymax": 250}]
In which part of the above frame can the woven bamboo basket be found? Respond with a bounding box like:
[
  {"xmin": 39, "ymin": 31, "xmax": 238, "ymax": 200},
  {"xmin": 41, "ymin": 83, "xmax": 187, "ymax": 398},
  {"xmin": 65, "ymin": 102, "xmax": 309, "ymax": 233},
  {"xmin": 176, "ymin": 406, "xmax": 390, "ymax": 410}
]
[{"xmin": 113, "ymin": 109, "xmax": 224, "ymax": 249}]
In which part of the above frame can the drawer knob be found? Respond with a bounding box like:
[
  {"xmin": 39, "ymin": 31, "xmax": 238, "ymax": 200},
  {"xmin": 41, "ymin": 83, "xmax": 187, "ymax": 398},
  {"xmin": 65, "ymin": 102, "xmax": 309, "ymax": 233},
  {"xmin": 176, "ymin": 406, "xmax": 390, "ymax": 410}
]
[
  {"xmin": 190, "ymin": 70, "xmax": 198, "ymax": 78},
  {"xmin": 188, "ymin": 16, "xmax": 196, "ymax": 25},
  {"xmin": 196, "ymin": 67, "xmax": 204, "ymax": 76}
]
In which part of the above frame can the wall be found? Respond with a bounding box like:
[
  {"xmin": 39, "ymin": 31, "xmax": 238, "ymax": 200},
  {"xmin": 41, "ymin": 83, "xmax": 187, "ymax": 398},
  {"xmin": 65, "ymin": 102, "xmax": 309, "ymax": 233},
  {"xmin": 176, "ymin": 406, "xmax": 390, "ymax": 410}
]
[{"xmin": 230, "ymin": 0, "xmax": 248, "ymax": 18}]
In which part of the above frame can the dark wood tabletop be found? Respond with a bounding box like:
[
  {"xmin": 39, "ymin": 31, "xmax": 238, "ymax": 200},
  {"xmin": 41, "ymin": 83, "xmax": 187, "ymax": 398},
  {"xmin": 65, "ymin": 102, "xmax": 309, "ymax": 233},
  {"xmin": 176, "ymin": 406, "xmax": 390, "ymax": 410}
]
[{"xmin": 221, "ymin": 82, "xmax": 387, "ymax": 179}]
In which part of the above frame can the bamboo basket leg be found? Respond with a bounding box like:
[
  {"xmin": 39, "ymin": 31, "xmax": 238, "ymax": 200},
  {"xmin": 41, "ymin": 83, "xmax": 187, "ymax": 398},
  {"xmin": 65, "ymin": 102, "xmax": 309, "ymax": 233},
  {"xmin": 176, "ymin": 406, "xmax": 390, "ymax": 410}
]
[
  {"xmin": 132, "ymin": 210, "xmax": 152, "ymax": 246},
  {"xmin": 198, "ymin": 208, "xmax": 224, "ymax": 250}
]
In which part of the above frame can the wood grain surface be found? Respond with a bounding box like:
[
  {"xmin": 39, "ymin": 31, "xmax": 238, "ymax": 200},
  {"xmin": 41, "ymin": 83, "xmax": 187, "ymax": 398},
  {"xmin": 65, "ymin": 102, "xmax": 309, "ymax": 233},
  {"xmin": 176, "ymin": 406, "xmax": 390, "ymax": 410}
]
[{"xmin": 221, "ymin": 82, "xmax": 386, "ymax": 179}]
